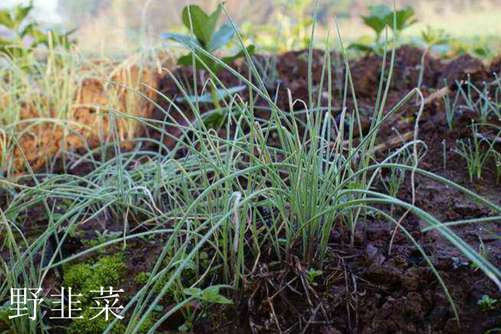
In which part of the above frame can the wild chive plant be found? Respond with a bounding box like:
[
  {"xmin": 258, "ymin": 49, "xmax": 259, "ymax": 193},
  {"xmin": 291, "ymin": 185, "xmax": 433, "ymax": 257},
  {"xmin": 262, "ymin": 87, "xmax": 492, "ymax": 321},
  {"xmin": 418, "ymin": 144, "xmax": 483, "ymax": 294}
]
[
  {"xmin": 1, "ymin": 5, "xmax": 501, "ymax": 334},
  {"xmin": 454, "ymin": 124, "xmax": 492, "ymax": 181},
  {"xmin": 416, "ymin": 27, "xmax": 450, "ymax": 91},
  {"xmin": 241, "ymin": 0, "xmax": 314, "ymax": 52},
  {"xmin": 458, "ymin": 77, "xmax": 501, "ymax": 123},
  {"xmin": 442, "ymin": 82, "xmax": 462, "ymax": 130},
  {"xmin": 381, "ymin": 142, "xmax": 415, "ymax": 199}
]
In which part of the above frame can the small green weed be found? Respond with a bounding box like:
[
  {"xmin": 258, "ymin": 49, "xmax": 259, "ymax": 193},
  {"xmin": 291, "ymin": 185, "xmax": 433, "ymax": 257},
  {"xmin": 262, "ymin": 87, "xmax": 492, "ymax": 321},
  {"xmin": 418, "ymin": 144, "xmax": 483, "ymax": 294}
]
[
  {"xmin": 455, "ymin": 126, "xmax": 491, "ymax": 181},
  {"xmin": 478, "ymin": 295, "xmax": 498, "ymax": 311}
]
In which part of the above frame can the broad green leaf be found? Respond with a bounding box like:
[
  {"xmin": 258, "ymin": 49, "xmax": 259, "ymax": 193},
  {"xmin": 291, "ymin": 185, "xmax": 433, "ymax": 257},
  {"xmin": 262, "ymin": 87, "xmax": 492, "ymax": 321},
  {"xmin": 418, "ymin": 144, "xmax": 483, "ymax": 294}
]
[
  {"xmin": 362, "ymin": 4, "xmax": 392, "ymax": 35},
  {"xmin": 14, "ymin": 4, "xmax": 33, "ymax": 22},
  {"xmin": 29, "ymin": 27, "xmax": 48, "ymax": 46},
  {"xmin": 421, "ymin": 27, "xmax": 449, "ymax": 46},
  {"xmin": 207, "ymin": 4, "xmax": 223, "ymax": 40},
  {"xmin": 202, "ymin": 110, "xmax": 225, "ymax": 128},
  {"xmin": 473, "ymin": 47, "xmax": 490, "ymax": 58},
  {"xmin": 208, "ymin": 23, "xmax": 235, "ymax": 52},
  {"xmin": 182, "ymin": 4, "xmax": 222, "ymax": 47},
  {"xmin": 178, "ymin": 44, "xmax": 254, "ymax": 73},
  {"xmin": 392, "ymin": 7, "xmax": 416, "ymax": 31},
  {"xmin": 0, "ymin": 10, "xmax": 14, "ymax": 29},
  {"xmin": 362, "ymin": 5, "xmax": 417, "ymax": 35},
  {"xmin": 201, "ymin": 287, "xmax": 233, "ymax": 305},
  {"xmin": 361, "ymin": 15, "xmax": 386, "ymax": 36},
  {"xmin": 20, "ymin": 22, "xmax": 37, "ymax": 38}
]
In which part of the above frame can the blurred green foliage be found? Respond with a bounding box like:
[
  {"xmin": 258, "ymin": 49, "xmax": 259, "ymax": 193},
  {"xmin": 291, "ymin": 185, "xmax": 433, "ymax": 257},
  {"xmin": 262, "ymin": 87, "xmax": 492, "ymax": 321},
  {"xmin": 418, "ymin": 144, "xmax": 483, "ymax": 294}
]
[
  {"xmin": 162, "ymin": 4, "xmax": 254, "ymax": 73},
  {"xmin": 241, "ymin": 0, "xmax": 314, "ymax": 52},
  {"xmin": 418, "ymin": 26, "xmax": 494, "ymax": 59},
  {"xmin": 349, "ymin": 4, "xmax": 417, "ymax": 55},
  {"xmin": 0, "ymin": 1, "xmax": 73, "ymax": 64}
]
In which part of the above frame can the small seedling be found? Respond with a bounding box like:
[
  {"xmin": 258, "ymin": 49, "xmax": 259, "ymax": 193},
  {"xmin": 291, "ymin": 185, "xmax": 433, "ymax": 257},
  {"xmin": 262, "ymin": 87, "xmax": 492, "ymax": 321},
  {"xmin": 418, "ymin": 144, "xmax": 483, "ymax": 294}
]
[
  {"xmin": 478, "ymin": 295, "xmax": 498, "ymax": 311},
  {"xmin": 382, "ymin": 160, "xmax": 408, "ymax": 198},
  {"xmin": 306, "ymin": 268, "xmax": 323, "ymax": 286},
  {"xmin": 442, "ymin": 83, "xmax": 462, "ymax": 130},
  {"xmin": 382, "ymin": 137, "xmax": 414, "ymax": 198},
  {"xmin": 455, "ymin": 125, "xmax": 491, "ymax": 181},
  {"xmin": 349, "ymin": 5, "xmax": 417, "ymax": 55},
  {"xmin": 458, "ymin": 79, "xmax": 499, "ymax": 123},
  {"xmin": 449, "ymin": 38, "xmax": 493, "ymax": 59},
  {"xmin": 182, "ymin": 284, "xmax": 233, "ymax": 329},
  {"xmin": 421, "ymin": 26, "xmax": 450, "ymax": 48}
]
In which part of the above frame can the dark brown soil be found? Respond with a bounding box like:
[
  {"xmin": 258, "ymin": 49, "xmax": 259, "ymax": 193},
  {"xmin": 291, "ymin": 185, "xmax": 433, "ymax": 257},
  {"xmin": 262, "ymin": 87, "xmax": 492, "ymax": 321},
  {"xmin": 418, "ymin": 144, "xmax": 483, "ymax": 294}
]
[
  {"xmin": 153, "ymin": 46, "xmax": 501, "ymax": 333},
  {"xmin": 3, "ymin": 46, "xmax": 501, "ymax": 334}
]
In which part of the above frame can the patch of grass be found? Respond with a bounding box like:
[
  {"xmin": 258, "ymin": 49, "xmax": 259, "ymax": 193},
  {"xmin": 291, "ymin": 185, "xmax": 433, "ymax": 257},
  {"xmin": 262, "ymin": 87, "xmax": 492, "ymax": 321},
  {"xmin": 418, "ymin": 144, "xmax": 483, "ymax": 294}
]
[
  {"xmin": 478, "ymin": 294, "xmax": 499, "ymax": 312},
  {"xmin": 0, "ymin": 3, "xmax": 500, "ymax": 334},
  {"xmin": 455, "ymin": 137, "xmax": 490, "ymax": 182}
]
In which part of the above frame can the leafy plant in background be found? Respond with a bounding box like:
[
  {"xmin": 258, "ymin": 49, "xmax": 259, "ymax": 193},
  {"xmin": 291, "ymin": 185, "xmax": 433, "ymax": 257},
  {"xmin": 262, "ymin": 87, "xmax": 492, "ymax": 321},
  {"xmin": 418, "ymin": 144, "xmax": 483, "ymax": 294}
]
[
  {"xmin": 162, "ymin": 4, "xmax": 254, "ymax": 127},
  {"xmin": 420, "ymin": 26, "xmax": 450, "ymax": 50},
  {"xmin": 449, "ymin": 38, "xmax": 493, "ymax": 60},
  {"xmin": 349, "ymin": 4, "xmax": 417, "ymax": 55},
  {"xmin": 417, "ymin": 26, "xmax": 492, "ymax": 60},
  {"xmin": 417, "ymin": 26, "xmax": 452, "ymax": 73},
  {"xmin": 240, "ymin": 0, "xmax": 313, "ymax": 52},
  {"xmin": 0, "ymin": 1, "xmax": 73, "ymax": 64}
]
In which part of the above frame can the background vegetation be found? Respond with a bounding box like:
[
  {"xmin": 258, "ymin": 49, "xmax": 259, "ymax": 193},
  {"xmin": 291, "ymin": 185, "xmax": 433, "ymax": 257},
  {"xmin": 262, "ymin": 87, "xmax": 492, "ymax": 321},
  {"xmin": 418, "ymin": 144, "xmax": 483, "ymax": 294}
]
[{"xmin": 2, "ymin": 0, "xmax": 501, "ymax": 55}]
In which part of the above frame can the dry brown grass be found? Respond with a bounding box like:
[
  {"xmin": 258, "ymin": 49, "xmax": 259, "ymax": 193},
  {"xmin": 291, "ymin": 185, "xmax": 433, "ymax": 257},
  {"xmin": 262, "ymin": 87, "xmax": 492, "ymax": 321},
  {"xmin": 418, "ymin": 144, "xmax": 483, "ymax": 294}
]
[{"xmin": 1, "ymin": 59, "xmax": 160, "ymax": 173}]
